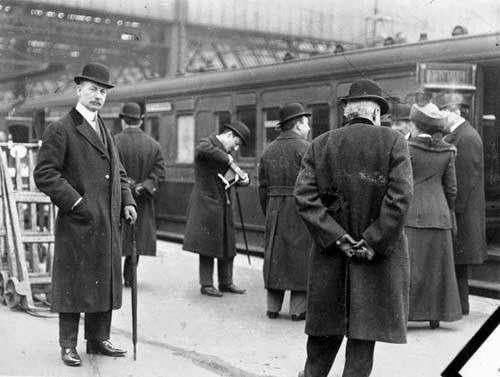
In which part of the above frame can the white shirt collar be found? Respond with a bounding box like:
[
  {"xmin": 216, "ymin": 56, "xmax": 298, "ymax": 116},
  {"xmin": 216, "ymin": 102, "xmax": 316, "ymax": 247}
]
[
  {"xmin": 76, "ymin": 102, "xmax": 98, "ymax": 130},
  {"xmin": 449, "ymin": 116, "xmax": 464, "ymax": 133}
]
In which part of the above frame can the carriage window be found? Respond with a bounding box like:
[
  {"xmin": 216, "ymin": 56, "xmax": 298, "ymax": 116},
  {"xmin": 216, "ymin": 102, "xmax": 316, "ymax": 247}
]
[
  {"xmin": 144, "ymin": 117, "xmax": 160, "ymax": 141},
  {"xmin": 310, "ymin": 104, "xmax": 330, "ymax": 139},
  {"xmin": 263, "ymin": 108, "xmax": 280, "ymax": 147},
  {"xmin": 236, "ymin": 107, "xmax": 256, "ymax": 158},
  {"xmin": 176, "ymin": 115, "xmax": 195, "ymax": 164},
  {"xmin": 215, "ymin": 111, "xmax": 231, "ymax": 133}
]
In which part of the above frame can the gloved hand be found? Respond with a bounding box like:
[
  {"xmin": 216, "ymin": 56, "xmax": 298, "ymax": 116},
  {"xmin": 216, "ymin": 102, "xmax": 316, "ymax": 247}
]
[
  {"xmin": 335, "ymin": 234, "xmax": 357, "ymax": 258},
  {"xmin": 351, "ymin": 239, "xmax": 376, "ymax": 261},
  {"xmin": 133, "ymin": 184, "xmax": 145, "ymax": 197}
]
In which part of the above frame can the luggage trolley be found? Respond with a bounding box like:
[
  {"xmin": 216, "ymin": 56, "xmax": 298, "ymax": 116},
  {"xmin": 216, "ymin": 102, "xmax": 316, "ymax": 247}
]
[{"xmin": 0, "ymin": 141, "xmax": 56, "ymax": 310}]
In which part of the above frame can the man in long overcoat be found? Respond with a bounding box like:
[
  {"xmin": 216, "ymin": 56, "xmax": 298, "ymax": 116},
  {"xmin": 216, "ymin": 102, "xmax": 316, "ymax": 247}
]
[
  {"xmin": 34, "ymin": 63, "xmax": 137, "ymax": 367},
  {"xmin": 114, "ymin": 102, "xmax": 166, "ymax": 286},
  {"xmin": 438, "ymin": 92, "xmax": 487, "ymax": 315},
  {"xmin": 295, "ymin": 79, "xmax": 413, "ymax": 377},
  {"xmin": 183, "ymin": 121, "xmax": 250, "ymax": 297},
  {"xmin": 258, "ymin": 103, "xmax": 313, "ymax": 321}
]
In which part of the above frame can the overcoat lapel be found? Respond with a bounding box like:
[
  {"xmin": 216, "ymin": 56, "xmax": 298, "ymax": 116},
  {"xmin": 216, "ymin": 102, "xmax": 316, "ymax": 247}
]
[{"xmin": 71, "ymin": 108, "xmax": 110, "ymax": 160}]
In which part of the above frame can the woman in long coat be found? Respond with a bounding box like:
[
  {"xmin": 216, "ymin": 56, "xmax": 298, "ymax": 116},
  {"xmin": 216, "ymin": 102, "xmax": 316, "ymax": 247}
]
[{"xmin": 406, "ymin": 104, "xmax": 462, "ymax": 328}]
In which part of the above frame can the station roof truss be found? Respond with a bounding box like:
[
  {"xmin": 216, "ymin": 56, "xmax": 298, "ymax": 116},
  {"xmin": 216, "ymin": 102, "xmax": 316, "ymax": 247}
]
[{"xmin": 0, "ymin": 0, "xmax": 360, "ymax": 108}]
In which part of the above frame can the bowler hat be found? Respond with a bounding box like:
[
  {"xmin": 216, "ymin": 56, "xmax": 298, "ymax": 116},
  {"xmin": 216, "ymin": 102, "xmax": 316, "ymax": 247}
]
[
  {"xmin": 119, "ymin": 102, "xmax": 142, "ymax": 120},
  {"xmin": 224, "ymin": 121, "xmax": 250, "ymax": 145},
  {"xmin": 277, "ymin": 103, "xmax": 311, "ymax": 126},
  {"xmin": 74, "ymin": 62, "xmax": 114, "ymax": 88},
  {"xmin": 434, "ymin": 92, "xmax": 465, "ymax": 110},
  {"xmin": 340, "ymin": 79, "xmax": 389, "ymax": 115},
  {"xmin": 391, "ymin": 103, "xmax": 411, "ymax": 121},
  {"xmin": 409, "ymin": 104, "xmax": 447, "ymax": 129}
]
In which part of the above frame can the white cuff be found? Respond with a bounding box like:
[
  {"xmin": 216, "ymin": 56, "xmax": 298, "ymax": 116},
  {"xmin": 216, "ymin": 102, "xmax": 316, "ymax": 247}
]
[{"xmin": 71, "ymin": 197, "xmax": 83, "ymax": 210}]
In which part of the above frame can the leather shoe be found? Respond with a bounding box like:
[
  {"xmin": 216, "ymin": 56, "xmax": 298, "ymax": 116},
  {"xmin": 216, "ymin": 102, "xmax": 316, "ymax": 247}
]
[
  {"xmin": 86, "ymin": 340, "xmax": 126, "ymax": 357},
  {"xmin": 429, "ymin": 320, "xmax": 440, "ymax": 329},
  {"xmin": 61, "ymin": 347, "xmax": 81, "ymax": 367},
  {"xmin": 219, "ymin": 283, "xmax": 246, "ymax": 294},
  {"xmin": 266, "ymin": 311, "xmax": 279, "ymax": 319},
  {"xmin": 291, "ymin": 312, "xmax": 306, "ymax": 321},
  {"xmin": 200, "ymin": 285, "xmax": 223, "ymax": 297}
]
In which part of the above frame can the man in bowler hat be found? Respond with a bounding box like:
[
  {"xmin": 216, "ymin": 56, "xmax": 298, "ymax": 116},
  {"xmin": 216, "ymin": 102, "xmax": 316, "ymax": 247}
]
[
  {"xmin": 258, "ymin": 103, "xmax": 313, "ymax": 321},
  {"xmin": 34, "ymin": 62, "xmax": 137, "ymax": 366},
  {"xmin": 437, "ymin": 92, "xmax": 487, "ymax": 315},
  {"xmin": 295, "ymin": 79, "xmax": 413, "ymax": 377},
  {"xmin": 183, "ymin": 122, "xmax": 250, "ymax": 297},
  {"xmin": 391, "ymin": 102, "xmax": 413, "ymax": 139},
  {"xmin": 115, "ymin": 102, "xmax": 166, "ymax": 287}
]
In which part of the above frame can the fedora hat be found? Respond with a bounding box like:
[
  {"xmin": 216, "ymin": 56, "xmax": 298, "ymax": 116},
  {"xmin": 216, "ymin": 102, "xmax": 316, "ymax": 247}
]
[
  {"xmin": 119, "ymin": 102, "xmax": 142, "ymax": 120},
  {"xmin": 409, "ymin": 103, "xmax": 447, "ymax": 129},
  {"xmin": 340, "ymin": 79, "xmax": 389, "ymax": 115},
  {"xmin": 277, "ymin": 103, "xmax": 311, "ymax": 126},
  {"xmin": 224, "ymin": 121, "xmax": 250, "ymax": 145},
  {"xmin": 391, "ymin": 103, "xmax": 411, "ymax": 121},
  {"xmin": 74, "ymin": 62, "xmax": 114, "ymax": 88}
]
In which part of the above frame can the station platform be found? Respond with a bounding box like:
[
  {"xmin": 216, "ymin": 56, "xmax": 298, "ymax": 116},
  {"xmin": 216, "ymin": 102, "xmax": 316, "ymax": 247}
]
[{"xmin": 0, "ymin": 240, "xmax": 498, "ymax": 377}]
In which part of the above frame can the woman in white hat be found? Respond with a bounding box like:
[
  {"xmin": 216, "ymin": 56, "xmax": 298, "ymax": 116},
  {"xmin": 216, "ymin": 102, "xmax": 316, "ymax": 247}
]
[{"xmin": 405, "ymin": 104, "xmax": 462, "ymax": 328}]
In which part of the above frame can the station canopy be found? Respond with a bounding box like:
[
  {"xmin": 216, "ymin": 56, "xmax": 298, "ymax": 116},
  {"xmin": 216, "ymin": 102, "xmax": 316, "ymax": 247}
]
[{"xmin": 0, "ymin": 0, "xmax": 359, "ymax": 108}]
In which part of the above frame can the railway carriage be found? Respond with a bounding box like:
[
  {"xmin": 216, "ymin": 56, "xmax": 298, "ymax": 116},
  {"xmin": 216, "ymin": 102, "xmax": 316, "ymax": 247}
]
[{"xmin": 4, "ymin": 31, "xmax": 500, "ymax": 296}]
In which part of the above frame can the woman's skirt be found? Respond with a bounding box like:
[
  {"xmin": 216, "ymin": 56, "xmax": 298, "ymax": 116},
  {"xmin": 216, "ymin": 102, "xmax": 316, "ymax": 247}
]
[{"xmin": 406, "ymin": 227, "xmax": 462, "ymax": 322}]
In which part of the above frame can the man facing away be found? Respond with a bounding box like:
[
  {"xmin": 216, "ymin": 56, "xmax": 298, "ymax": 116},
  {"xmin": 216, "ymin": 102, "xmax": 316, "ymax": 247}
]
[
  {"xmin": 438, "ymin": 92, "xmax": 487, "ymax": 315},
  {"xmin": 391, "ymin": 102, "xmax": 414, "ymax": 139},
  {"xmin": 258, "ymin": 103, "xmax": 313, "ymax": 321},
  {"xmin": 183, "ymin": 122, "xmax": 250, "ymax": 297},
  {"xmin": 34, "ymin": 62, "xmax": 137, "ymax": 367},
  {"xmin": 295, "ymin": 79, "xmax": 413, "ymax": 377},
  {"xmin": 114, "ymin": 102, "xmax": 166, "ymax": 287}
]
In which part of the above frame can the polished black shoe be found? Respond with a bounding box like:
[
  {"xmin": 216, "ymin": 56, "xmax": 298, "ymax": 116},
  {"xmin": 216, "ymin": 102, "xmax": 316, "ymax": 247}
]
[
  {"xmin": 266, "ymin": 311, "xmax": 279, "ymax": 319},
  {"xmin": 61, "ymin": 347, "xmax": 81, "ymax": 367},
  {"xmin": 200, "ymin": 285, "xmax": 223, "ymax": 297},
  {"xmin": 219, "ymin": 284, "xmax": 246, "ymax": 294},
  {"xmin": 86, "ymin": 340, "xmax": 126, "ymax": 357},
  {"xmin": 291, "ymin": 312, "xmax": 306, "ymax": 321},
  {"xmin": 429, "ymin": 320, "xmax": 440, "ymax": 329}
]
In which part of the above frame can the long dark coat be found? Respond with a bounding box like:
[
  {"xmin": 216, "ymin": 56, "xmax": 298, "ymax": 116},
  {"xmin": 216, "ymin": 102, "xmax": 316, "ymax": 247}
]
[
  {"xmin": 34, "ymin": 108, "xmax": 135, "ymax": 313},
  {"xmin": 183, "ymin": 134, "xmax": 238, "ymax": 259},
  {"xmin": 258, "ymin": 131, "xmax": 312, "ymax": 291},
  {"xmin": 405, "ymin": 136, "xmax": 462, "ymax": 322},
  {"xmin": 115, "ymin": 127, "xmax": 166, "ymax": 256},
  {"xmin": 295, "ymin": 119, "xmax": 413, "ymax": 344},
  {"xmin": 444, "ymin": 120, "xmax": 487, "ymax": 264}
]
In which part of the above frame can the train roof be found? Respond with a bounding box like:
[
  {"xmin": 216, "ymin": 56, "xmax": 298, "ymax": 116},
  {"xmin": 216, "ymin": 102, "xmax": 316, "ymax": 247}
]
[{"xmin": 13, "ymin": 31, "xmax": 500, "ymax": 114}]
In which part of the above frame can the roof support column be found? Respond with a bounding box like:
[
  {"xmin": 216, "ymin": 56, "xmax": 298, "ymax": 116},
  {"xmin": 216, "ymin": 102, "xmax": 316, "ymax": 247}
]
[{"xmin": 167, "ymin": 0, "xmax": 188, "ymax": 76}]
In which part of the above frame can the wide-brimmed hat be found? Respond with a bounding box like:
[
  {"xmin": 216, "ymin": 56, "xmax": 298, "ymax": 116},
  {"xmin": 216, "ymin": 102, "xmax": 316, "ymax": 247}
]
[
  {"xmin": 277, "ymin": 103, "xmax": 311, "ymax": 126},
  {"xmin": 74, "ymin": 62, "xmax": 114, "ymax": 88},
  {"xmin": 434, "ymin": 92, "xmax": 465, "ymax": 110},
  {"xmin": 340, "ymin": 79, "xmax": 389, "ymax": 115},
  {"xmin": 224, "ymin": 121, "xmax": 250, "ymax": 145},
  {"xmin": 409, "ymin": 103, "xmax": 447, "ymax": 129},
  {"xmin": 391, "ymin": 103, "xmax": 411, "ymax": 121},
  {"xmin": 119, "ymin": 102, "xmax": 142, "ymax": 120}
]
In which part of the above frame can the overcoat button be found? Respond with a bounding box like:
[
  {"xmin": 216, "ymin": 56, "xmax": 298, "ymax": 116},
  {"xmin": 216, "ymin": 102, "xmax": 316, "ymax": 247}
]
[{"xmin": 105, "ymin": 174, "xmax": 110, "ymax": 180}]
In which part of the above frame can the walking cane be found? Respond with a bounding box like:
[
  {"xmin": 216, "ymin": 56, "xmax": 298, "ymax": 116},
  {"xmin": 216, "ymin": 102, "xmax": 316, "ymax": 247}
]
[
  {"xmin": 234, "ymin": 188, "xmax": 251, "ymax": 265},
  {"xmin": 128, "ymin": 221, "xmax": 138, "ymax": 361}
]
